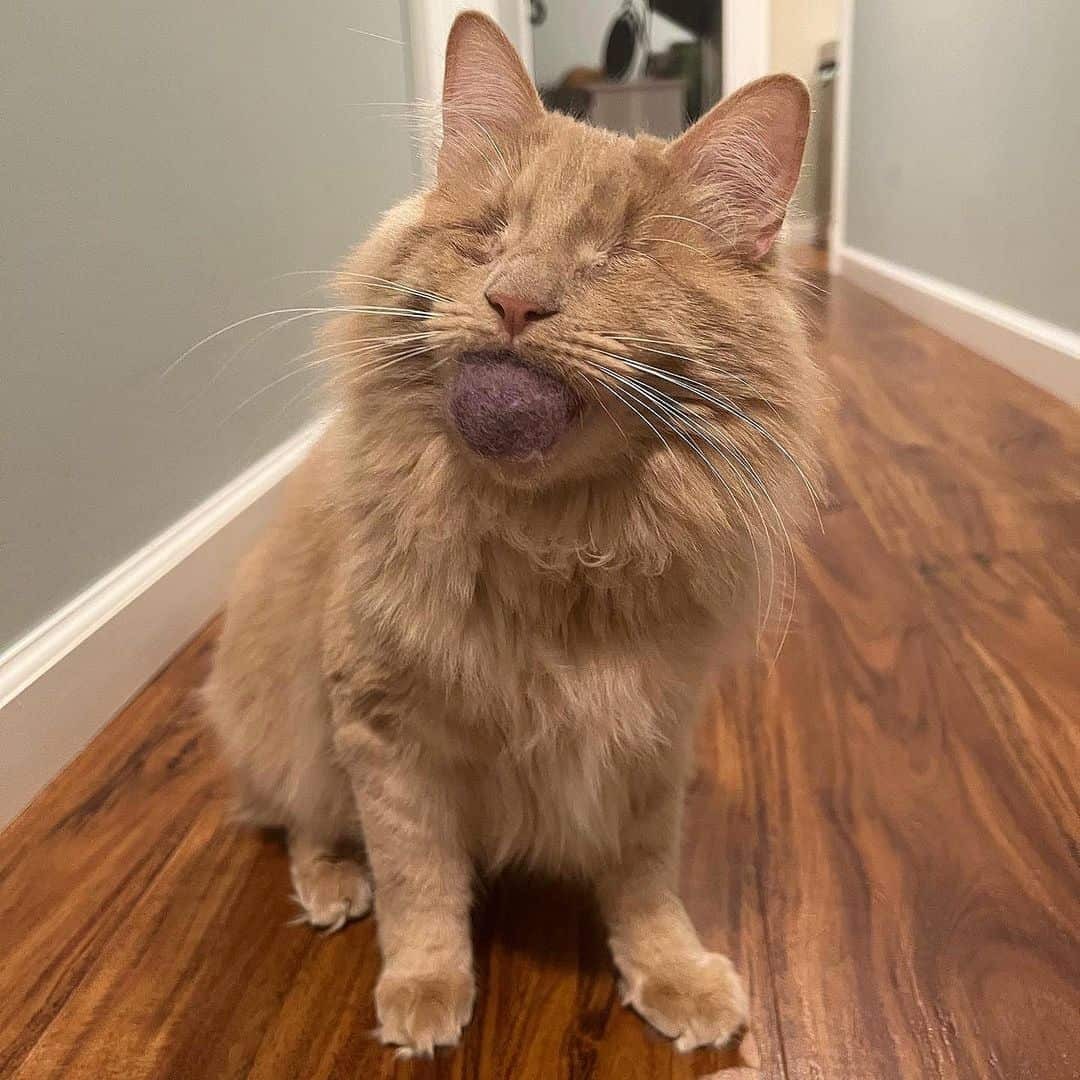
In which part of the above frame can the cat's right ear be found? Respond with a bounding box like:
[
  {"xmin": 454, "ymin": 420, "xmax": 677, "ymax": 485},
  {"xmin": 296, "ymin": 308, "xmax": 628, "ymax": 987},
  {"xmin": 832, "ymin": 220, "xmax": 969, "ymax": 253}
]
[{"xmin": 438, "ymin": 12, "xmax": 543, "ymax": 182}]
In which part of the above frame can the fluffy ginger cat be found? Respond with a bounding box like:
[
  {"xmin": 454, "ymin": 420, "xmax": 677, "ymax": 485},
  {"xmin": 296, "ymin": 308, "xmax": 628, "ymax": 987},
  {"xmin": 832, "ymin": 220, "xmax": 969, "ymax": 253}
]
[{"xmin": 206, "ymin": 10, "xmax": 822, "ymax": 1057}]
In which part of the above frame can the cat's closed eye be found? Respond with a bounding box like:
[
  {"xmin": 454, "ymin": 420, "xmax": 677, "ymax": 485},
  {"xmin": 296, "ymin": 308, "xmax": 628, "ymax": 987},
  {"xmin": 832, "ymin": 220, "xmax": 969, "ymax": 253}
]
[
  {"xmin": 448, "ymin": 219, "xmax": 504, "ymax": 264},
  {"xmin": 580, "ymin": 240, "xmax": 639, "ymax": 276}
]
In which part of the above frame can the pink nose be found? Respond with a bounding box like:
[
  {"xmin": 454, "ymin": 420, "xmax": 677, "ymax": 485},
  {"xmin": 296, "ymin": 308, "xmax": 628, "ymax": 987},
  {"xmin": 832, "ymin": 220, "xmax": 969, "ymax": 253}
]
[{"xmin": 485, "ymin": 291, "xmax": 557, "ymax": 340}]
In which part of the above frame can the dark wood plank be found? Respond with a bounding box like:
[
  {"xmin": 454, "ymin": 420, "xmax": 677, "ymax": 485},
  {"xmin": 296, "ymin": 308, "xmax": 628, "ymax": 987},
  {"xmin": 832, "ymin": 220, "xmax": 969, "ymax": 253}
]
[{"xmin": 1, "ymin": 269, "xmax": 1077, "ymax": 1079}]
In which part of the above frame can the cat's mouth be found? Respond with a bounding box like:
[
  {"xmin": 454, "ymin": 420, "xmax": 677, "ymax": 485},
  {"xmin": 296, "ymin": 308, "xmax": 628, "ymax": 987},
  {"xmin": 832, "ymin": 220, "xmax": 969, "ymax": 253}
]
[{"xmin": 448, "ymin": 350, "xmax": 582, "ymax": 461}]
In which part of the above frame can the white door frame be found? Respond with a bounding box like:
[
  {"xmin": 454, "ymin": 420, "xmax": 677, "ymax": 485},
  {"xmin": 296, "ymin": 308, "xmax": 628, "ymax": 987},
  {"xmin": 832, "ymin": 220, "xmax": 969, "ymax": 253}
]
[
  {"xmin": 828, "ymin": 0, "xmax": 854, "ymax": 273},
  {"xmin": 405, "ymin": 0, "xmax": 533, "ymax": 107},
  {"xmin": 721, "ymin": 0, "xmax": 770, "ymax": 96}
]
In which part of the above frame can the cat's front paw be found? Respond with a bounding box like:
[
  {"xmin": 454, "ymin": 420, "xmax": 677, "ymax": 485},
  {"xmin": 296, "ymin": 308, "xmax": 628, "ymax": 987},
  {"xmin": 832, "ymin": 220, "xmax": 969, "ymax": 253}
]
[
  {"xmin": 289, "ymin": 853, "xmax": 371, "ymax": 933},
  {"xmin": 618, "ymin": 950, "xmax": 749, "ymax": 1052},
  {"xmin": 375, "ymin": 965, "xmax": 476, "ymax": 1057}
]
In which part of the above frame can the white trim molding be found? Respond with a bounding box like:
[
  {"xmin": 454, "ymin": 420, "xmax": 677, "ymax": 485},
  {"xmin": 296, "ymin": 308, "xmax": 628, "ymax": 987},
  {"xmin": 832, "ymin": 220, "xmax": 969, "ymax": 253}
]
[
  {"xmin": 404, "ymin": 0, "xmax": 533, "ymax": 182},
  {"xmin": 722, "ymin": 0, "xmax": 771, "ymax": 96},
  {"xmin": 828, "ymin": 0, "xmax": 855, "ymax": 274},
  {"xmin": 0, "ymin": 420, "xmax": 323, "ymax": 829},
  {"xmin": 838, "ymin": 246, "xmax": 1080, "ymax": 405},
  {"xmin": 405, "ymin": 0, "xmax": 533, "ymax": 107}
]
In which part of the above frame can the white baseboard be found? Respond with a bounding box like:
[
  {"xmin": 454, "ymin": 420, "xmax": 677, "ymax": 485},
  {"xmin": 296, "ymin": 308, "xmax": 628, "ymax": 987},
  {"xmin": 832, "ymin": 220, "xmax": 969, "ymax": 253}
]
[
  {"xmin": 0, "ymin": 419, "xmax": 323, "ymax": 829},
  {"xmin": 838, "ymin": 246, "xmax": 1080, "ymax": 405}
]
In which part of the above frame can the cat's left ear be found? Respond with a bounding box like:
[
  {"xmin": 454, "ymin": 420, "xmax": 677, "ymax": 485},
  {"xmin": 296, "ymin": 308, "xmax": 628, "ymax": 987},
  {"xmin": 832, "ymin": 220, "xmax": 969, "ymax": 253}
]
[
  {"xmin": 438, "ymin": 12, "xmax": 543, "ymax": 182},
  {"xmin": 667, "ymin": 75, "xmax": 810, "ymax": 260}
]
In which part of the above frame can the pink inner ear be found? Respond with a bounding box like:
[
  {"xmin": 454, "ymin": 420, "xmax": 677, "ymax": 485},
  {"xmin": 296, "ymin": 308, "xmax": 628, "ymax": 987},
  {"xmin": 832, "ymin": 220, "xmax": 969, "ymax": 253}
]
[
  {"xmin": 751, "ymin": 231, "xmax": 778, "ymax": 260},
  {"xmin": 438, "ymin": 13, "xmax": 543, "ymax": 181},
  {"xmin": 667, "ymin": 75, "xmax": 810, "ymax": 260}
]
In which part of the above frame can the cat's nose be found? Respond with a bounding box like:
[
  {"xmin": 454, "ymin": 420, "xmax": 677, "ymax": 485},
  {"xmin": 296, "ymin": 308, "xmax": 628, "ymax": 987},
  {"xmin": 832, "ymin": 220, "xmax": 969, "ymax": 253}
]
[{"xmin": 485, "ymin": 291, "xmax": 558, "ymax": 340}]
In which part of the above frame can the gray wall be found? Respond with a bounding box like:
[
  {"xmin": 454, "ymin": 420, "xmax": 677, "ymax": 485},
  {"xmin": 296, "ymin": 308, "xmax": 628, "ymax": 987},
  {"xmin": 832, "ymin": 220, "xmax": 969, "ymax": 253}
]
[
  {"xmin": 845, "ymin": 2, "xmax": 1079, "ymax": 332},
  {"xmin": 1, "ymin": 2, "xmax": 415, "ymax": 651}
]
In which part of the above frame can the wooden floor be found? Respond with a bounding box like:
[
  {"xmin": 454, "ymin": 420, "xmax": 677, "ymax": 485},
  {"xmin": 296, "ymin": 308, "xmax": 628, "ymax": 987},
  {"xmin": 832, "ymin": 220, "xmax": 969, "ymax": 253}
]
[{"xmin": 1, "ymin": 266, "xmax": 1077, "ymax": 1080}]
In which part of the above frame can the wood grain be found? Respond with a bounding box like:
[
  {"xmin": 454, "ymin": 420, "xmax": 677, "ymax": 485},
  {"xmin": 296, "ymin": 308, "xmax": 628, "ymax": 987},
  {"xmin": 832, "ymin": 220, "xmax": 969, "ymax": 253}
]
[{"xmin": 1, "ymin": 267, "xmax": 1077, "ymax": 1079}]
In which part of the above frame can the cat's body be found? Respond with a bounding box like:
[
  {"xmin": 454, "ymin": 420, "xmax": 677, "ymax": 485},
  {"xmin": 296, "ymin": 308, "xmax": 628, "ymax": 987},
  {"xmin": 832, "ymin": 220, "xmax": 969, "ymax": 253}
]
[
  {"xmin": 206, "ymin": 12, "xmax": 822, "ymax": 1057},
  {"xmin": 212, "ymin": 411, "xmax": 716, "ymax": 875}
]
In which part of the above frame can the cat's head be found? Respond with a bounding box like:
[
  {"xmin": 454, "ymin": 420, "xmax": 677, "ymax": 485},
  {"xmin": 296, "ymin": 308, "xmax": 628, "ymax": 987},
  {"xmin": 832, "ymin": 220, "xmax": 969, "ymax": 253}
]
[{"xmin": 333, "ymin": 12, "xmax": 817, "ymax": 496}]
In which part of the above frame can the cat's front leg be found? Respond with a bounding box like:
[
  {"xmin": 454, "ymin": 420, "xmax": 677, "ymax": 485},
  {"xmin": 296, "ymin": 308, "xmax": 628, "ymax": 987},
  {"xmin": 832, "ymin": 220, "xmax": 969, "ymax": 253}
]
[
  {"xmin": 333, "ymin": 714, "xmax": 475, "ymax": 1057},
  {"xmin": 596, "ymin": 762, "xmax": 748, "ymax": 1052}
]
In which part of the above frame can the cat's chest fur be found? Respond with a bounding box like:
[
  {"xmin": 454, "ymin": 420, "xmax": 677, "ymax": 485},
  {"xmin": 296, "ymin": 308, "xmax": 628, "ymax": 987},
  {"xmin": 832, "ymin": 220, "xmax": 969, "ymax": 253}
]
[
  {"xmin": 400, "ymin": 544, "xmax": 707, "ymax": 871},
  {"xmin": 337, "ymin": 520, "xmax": 718, "ymax": 868},
  {"xmin": 357, "ymin": 516, "xmax": 717, "ymax": 715},
  {"xmin": 330, "ymin": 446, "xmax": 740, "ymax": 869}
]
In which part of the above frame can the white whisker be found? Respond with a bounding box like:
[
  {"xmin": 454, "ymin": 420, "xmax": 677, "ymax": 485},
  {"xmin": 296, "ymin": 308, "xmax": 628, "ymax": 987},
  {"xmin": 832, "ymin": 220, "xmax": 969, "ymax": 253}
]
[
  {"xmin": 271, "ymin": 270, "xmax": 454, "ymax": 306},
  {"xmin": 640, "ymin": 213, "xmax": 724, "ymax": 240},
  {"xmin": 345, "ymin": 27, "xmax": 404, "ymax": 46},
  {"xmin": 164, "ymin": 306, "xmax": 442, "ymax": 378},
  {"xmin": 600, "ymin": 335, "xmax": 765, "ymax": 401},
  {"xmin": 586, "ymin": 345, "xmax": 822, "ymax": 517},
  {"xmin": 225, "ymin": 340, "xmax": 435, "ymax": 423},
  {"xmin": 592, "ymin": 364, "xmax": 772, "ymax": 631},
  {"xmin": 634, "ymin": 236, "xmax": 711, "ymax": 259},
  {"xmin": 595, "ymin": 378, "xmax": 675, "ymax": 458},
  {"xmin": 581, "ymin": 374, "xmax": 629, "ymax": 445}
]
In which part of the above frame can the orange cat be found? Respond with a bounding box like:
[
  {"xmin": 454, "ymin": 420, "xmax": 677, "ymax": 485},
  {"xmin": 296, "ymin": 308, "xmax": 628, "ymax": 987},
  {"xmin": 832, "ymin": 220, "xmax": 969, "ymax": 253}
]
[{"xmin": 206, "ymin": 11, "xmax": 822, "ymax": 1056}]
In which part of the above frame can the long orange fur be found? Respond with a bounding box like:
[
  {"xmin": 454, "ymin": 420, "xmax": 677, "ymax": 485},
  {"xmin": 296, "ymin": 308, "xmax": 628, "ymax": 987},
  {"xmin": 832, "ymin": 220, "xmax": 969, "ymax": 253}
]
[{"xmin": 205, "ymin": 11, "xmax": 823, "ymax": 1056}]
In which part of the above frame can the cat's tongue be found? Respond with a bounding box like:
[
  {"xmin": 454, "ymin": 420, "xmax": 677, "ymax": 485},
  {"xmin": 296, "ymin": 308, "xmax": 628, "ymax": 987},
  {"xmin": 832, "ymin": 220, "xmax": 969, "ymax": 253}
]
[{"xmin": 449, "ymin": 352, "xmax": 579, "ymax": 460}]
